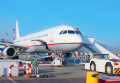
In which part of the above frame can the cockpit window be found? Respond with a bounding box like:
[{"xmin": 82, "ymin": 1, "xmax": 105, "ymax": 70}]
[
  {"xmin": 68, "ymin": 30, "xmax": 75, "ymax": 34},
  {"xmin": 75, "ymin": 31, "xmax": 80, "ymax": 34},
  {"xmin": 63, "ymin": 30, "xmax": 67, "ymax": 34},
  {"xmin": 59, "ymin": 31, "xmax": 64, "ymax": 35},
  {"xmin": 60, "ymin": 30, "xmax": 78, "ymax": 35}
]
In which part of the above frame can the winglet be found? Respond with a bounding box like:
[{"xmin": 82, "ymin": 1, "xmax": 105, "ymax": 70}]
[{"xmin": 16, "ymin": 20, "xmax": 20, "ymax": 39}]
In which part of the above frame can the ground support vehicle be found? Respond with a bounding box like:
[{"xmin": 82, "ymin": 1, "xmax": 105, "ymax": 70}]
[{"xmin": 85, "ymin": 54, "xmax": 120, "ymax": 75}]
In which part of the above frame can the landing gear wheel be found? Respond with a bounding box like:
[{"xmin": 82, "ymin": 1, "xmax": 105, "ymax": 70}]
[
  {"xmin": 90, "ymin": 62, "xmax": 96, "ymax": 71},
  {"xmin": 13, "ymin": 56, "xmax": 19, "ymax": 59},
  {"xmin": 105, "ymin": 63, "xmax": 113, "ymax": 76}
]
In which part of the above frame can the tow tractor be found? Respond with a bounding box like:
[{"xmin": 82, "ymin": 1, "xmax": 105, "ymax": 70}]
[{"xmin": 85, "ymin": 54, "xmax": 120, "ymax": 75}]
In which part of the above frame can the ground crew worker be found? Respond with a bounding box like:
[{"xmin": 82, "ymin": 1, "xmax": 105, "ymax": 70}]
[{"xmin": 32, "ymin": 59, "xmax": 39, "ymax": 76}]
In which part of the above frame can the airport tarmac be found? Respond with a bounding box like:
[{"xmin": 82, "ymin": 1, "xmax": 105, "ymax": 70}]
[{"xmin": 0, "ymin": 62, "xmax": 112, "ymax": 83}]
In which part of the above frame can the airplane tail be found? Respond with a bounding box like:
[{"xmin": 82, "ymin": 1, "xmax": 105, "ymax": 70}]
[{"xmin": 16, "ymin": 20, "xmax": 20, "ymax": 39}]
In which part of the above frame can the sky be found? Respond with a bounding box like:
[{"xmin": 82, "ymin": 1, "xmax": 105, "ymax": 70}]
[{"xmin": 0, "ymin": 0, "xmax": 120, "ymax": 47}]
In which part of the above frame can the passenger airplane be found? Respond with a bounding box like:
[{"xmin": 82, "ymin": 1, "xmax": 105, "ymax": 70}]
[{"xmin": 0, "ymin": 20, "xmax": 83, "ymax": 59}]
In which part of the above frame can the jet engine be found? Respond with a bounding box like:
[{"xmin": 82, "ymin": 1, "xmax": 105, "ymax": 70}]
[{"xmin": 2, "ymin": 47, "xmax": 16, "ymax": 58}]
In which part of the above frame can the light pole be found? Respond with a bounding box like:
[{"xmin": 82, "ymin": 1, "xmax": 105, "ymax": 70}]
[{"xmin": 5, "ymin": 33, "xmax": 7, "ymax": 42}]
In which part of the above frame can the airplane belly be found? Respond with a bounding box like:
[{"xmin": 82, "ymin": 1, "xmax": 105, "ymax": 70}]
[
  {"xmin": 48, "ymin": 45, "xmax": 60, "ymax": 52},
  {"xmin": 25, "ymin": 47, "xmax": 36, "ymax": 53},
  {"xmin": 26, "ymin": 46, "xmax": 48, "ymax": 53},
  {"xmin": 35, "ymin": 46, "xmax": 48, "ymax": 53},
  {"xmin": 48, "ymin": 44, "xmax": 82, "ymax": 53}
]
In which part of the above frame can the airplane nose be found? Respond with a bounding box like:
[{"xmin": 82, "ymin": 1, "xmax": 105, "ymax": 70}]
[
  {"xmin": 75, "ymin": 35, "xmax": 83, "ymax": 50},
  {"xmin": 67, "ymin": 35, "xmax": 83, "ymax": 51},
  {"xmin": 75, "ymin": 35, "xmax": 83, "ymax": 44},
  {"xmin": 70, "ymin": 35, "xmax": 83, "ymax": 44},
  {"xmin": 74, "ymin": 35, "xmax": 83, "ymax": 47},
  {"xmin": 59, "ymin": 34, "xmax": 83, "ymax": 52}
]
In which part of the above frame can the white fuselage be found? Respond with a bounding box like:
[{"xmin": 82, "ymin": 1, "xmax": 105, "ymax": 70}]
[{"xmin": 13, "ymin": 25, "xmax": 83, "ymax": 53}]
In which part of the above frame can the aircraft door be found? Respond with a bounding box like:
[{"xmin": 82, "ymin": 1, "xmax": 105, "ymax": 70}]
[
  {"xmin": 50, "ymin": 33, "xmax": 54, "ymax": 42},
  {"xmin": 49, "ymin": 32, "xmax": 56, "ymax": 51}
]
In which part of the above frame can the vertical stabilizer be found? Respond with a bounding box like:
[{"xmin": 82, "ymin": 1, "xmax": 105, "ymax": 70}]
[{"xmin": 16, "ymin": 20, "xmax": 20, "ymax": 39}]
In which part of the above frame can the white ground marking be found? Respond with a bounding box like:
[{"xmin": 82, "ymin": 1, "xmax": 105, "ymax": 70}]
[{"xmin": 8, "ymin": 78, "xmax": 17, "ymax": 83}]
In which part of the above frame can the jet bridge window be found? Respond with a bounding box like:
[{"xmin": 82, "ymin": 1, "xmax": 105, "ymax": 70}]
[{"xmin": 68, "ymin": 30, "xmax": 75, "ymax": 34}]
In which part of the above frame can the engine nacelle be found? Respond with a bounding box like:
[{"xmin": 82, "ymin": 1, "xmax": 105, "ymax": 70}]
[{"xmin": 3, "ymin": 47, "xmax": 16, "ymax": 58}]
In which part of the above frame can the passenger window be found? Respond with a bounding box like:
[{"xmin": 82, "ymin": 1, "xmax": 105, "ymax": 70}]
[
  {"xmin": 59, "ymin": 31, "xmax": 64, "ymax": 35},
  {"xmin": 75, "ymin": 31, "xmax": 80, "ymax": 34},
  {"xmin": 63, "ymin": 30, "xmax": 67, "ymax": 34},
  {"xmin": 68, "ymin": 30, "xmax": 75, "ymax": 34}
]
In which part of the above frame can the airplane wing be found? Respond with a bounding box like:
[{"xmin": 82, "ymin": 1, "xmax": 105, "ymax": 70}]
[
  {"xmin": 11, "ymin": 44, "xmax": 28, "ymax": 49},
  {"xmin": 0, "ymin": 41, "xmax": 13, "ymax": 44},
  {"xmin": 0, "ymin": 43, "xmax": 28, "ymax": 49},
  {"xmin": 31, "ymin": 39, "xmax": 45, "ymax": 43},
  {"xmin": 0, "ymin": 43, "xmax": 9, "ymax": 46},
  {"xmin": 0, "ymin": 39, "xmax": 51, "ymax": 52},
  {"xmin": 32, "ymin": 39, "xmax": 52, "ymax": 52}
]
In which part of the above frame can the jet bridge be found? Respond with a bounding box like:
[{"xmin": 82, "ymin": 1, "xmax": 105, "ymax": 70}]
[{"xmin": 83, "ymin": 37, "xmax": 119, "ymax": 59}]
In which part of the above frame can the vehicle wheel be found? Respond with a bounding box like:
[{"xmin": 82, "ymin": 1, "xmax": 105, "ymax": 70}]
[
  {"xmin": 13, "ymin": 56, "xmax": 19, "ymax": 59},
  {"xmin": 90, "ymin": 62, "xmax": 96, "ymax": 71},
  {"xmin": 105, "ymin": 63, "xmax": 113, "ymax": 75},
  {"xmin": 36, "ymin": 74, "xmax": 40, "ymax": 78}
]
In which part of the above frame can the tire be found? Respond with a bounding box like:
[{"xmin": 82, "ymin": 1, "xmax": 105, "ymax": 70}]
[
  {"xmin": 105, "ymin": 63, "xmax": 113, "ymax": 75},
  {"xmin": 13, "ymin": 56, "xmax": 19, "ymax": 59},
  {"xmin": 90, "ymin": 62, "xmax": 96, "ymax": 71},
  {"xmin": 36, "ymin": 74, "xmax": 40, "ymax": 78}
]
